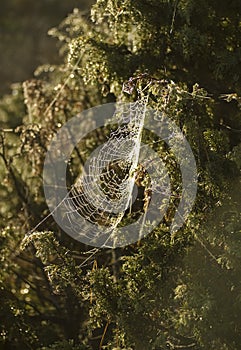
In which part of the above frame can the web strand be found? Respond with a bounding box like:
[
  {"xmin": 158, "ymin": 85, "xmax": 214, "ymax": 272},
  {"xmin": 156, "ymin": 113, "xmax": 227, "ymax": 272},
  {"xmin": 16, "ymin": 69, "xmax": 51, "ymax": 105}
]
[{"xmin": 61, "ymin": 96, "xmax": 150, "ymax": 247}]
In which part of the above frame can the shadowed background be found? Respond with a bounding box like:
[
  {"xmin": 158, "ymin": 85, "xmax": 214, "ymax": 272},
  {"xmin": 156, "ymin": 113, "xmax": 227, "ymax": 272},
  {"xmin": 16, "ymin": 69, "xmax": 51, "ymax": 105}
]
[{"xmin": 0, "ymin": 0, "xmax": 93, "ymax": 97}]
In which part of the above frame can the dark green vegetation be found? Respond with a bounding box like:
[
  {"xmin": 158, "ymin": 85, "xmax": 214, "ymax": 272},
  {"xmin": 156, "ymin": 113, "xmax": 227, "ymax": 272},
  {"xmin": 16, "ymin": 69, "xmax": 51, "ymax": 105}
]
[{"xmin": 0, "ymin": 1, "xmax": 241, "ymax": 349}]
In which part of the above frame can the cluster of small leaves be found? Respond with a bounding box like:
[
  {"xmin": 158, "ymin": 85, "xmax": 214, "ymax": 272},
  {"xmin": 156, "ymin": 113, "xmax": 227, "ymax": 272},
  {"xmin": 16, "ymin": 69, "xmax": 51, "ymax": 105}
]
[
  {"xmin": 38, "ymin": 340, "xmax": 91, "ymax": 350},
  {"xmin": 21, "ymin": 232, "xmax": 84, "ymax": 295}
]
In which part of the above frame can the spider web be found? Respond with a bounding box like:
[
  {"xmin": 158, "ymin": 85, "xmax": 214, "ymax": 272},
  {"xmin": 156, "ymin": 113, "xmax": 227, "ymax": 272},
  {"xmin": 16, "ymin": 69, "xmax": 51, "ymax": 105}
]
[{"xmin": 62, "ymin": 96, "xmax": 151, "ymax": 247}]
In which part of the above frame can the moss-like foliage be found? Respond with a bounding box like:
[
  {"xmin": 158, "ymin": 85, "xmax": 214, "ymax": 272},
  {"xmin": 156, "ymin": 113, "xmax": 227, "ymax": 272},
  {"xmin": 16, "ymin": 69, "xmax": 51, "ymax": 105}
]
[{"xmin": 0, "ymin": 2, "xmax": 241, "ymax": 349}]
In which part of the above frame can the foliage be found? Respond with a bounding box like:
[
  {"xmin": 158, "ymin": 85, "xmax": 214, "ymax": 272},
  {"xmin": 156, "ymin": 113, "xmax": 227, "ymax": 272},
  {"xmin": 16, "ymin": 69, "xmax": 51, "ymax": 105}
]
[{"xmin": 0, "ymin": 1, "xmax": 240, "ymax": 349}]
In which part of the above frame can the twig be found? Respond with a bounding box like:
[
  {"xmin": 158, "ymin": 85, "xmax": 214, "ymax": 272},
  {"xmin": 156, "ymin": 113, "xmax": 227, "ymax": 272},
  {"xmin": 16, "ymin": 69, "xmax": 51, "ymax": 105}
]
[{"xmin": 99, "ymin": 320, "xmax": 110, "ymax": 350}]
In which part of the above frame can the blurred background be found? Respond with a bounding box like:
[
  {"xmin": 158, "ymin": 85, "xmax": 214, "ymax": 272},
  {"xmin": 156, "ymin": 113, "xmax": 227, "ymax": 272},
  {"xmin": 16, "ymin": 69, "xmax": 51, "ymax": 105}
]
[{"xmin": 0, "ymin": 0, "xmax": 93, "ymax": 97}]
